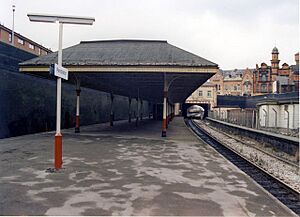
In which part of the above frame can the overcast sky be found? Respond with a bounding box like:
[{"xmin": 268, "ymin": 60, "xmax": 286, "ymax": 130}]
[{"xmin": 0, "ymin": 0, "xmax": 299, "ymax": 69}]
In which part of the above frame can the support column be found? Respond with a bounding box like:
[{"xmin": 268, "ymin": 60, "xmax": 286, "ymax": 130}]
[
  {"xmin": 154, "ymin": 103, "xmax": 157, "ymax": 120},
  {"xmin": 171, "ymin": 104, "xmax": 174, "ymax": 121},
  {"xmin": 148, "ymin": 102, "xmax": 151, "ymax": 119},
  {"xmin": 140, "ymin": 100, "xmax": 143, "ymax": 121},
  {"xmin": 110, "ymin": 94, "xmax": 114, "ymax": 126},
  {"xmin": 128, "ymin": 97, "xmax": 132, "ymax": 123},
  {"xmin": 162, "ymin": 75, "xmax": 168, "ymax": 137},
  {"xmin": 75, "ymin": 88, "xmax": 81, "ymax": 133},
  {"xmin": 136, "ymin": 97, "xmax": 139, "ymax": 127},
  {"xmin": 166, "ymin": 101, "xmax": 169, "ymax": 128},
  {"xmin": 54, "ymin": 23, "xmax": 63, "ymax": 170}
]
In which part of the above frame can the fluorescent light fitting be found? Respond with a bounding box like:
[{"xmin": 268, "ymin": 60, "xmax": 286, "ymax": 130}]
[{"xmin": 27, "ymin": 13, "xmax": 95, "ymax": 25}]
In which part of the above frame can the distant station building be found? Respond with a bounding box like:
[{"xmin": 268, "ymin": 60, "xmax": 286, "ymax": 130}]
[{"xmin": 0, "ymin": 24, "xmax": 51, "ymax": 56}]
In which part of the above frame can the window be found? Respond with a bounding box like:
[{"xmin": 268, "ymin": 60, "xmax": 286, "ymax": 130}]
[
  {"xmin": 29, "ymin": 43, "xmax": 35, "ymax": 50},
  {"xmin": 218, "ymin": 85, "xmax": 221, "ymax": 90},
  {"xmin": 207, "ymin": 91, "xmax": 212, "ymax": 97},
  {"xmin": 237, "ymin": 84, "xmax": 241, "ymax": 90},
  {"xmin": 260, "ymin": 71, "xmax": 268, "ymax": 82},
  {"xmin": 261, "ymin": 84, "xmax": 267, "ymax": 92},
  {"xmin": 38, "ymin": 48, "xmax": 41, "ymax": 55},
  {"xmin": 9, "ymin": 33, "xmax": 12, "ymax": 42},
  {"xmin": 17, "ymin": 38, "xmax": 24, "ymax": 45},
  {"xmin": 199, "ymin": 90, "xmax": 203, "ymax": 96},
  {"xmin": 234, "ymin": 86, "xmax": 237, "ymax": 91}
]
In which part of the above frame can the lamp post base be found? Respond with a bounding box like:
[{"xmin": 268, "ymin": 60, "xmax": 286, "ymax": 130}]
[{"xmin": 54, "ymin": 133, "xmax": 62, "ymax": 170}]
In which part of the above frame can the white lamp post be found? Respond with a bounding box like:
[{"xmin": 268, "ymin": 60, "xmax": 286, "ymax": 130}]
[
  {"xmin": 27, "ymin": 13, "xmax": 95, "ymax": 170},
  {"xmin": 12, "ymin": 5, "xmax": 15, "ymax": 46}
]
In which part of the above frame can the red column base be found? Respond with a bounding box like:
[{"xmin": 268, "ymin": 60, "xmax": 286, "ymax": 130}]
[
  {"xmin": 54, "ymin": 133, "xmax": 62, "ymax": 170},
  {"xmin": 75, "ymin": 115, "xmax": 80, "ymax": 133},
  {"xmin": 162, "ymin": 119, "xmax": 167, "ymax": 137},
  {"xmin": 166, "ymin": 115, "xmax": 169, "ymax": 129}
]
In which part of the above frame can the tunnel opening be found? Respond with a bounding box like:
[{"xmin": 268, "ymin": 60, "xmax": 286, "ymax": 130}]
[{"xmin": 181, "ymin": 103, "xmax": 210, "ymax": 119}]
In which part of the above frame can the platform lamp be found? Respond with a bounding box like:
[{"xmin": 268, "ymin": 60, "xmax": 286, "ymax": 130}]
[
  {"xmin": 12, "ymin": 5, "xmax": 15, "ymax": 46},
  {"xmin": 27, "ymin": 13, "xmax": 95, "ymax": 170}
]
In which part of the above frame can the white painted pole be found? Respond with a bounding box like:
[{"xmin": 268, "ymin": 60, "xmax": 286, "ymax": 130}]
[
  {"xmin": 136, "ymin": 88, "xmax": 140, "ymax": 126},
  {"xmin": 54, "ymin": 22, "xmax": 63, "ymax": 169},
  {"xmin": 75, "ymin": 85, "xmax": 81, "ymax": 133},
  {"xmin": 26, "ymin": 13, "xmax": 94, "ymax": 170},
  {"xmin": 162, "ymin": 74, "xmax": 167, "ymax": 137},
  {"xmin": 12, "ymin": 5, "xmax": 15, "ymax": 46},
  {"xmin": 56, "ymin": 23, "xmax": 63, "ymax": 134}
]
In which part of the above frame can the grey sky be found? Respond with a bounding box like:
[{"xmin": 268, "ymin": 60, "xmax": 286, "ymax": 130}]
[{"xmin": 0, "ymin": 0, "xmax": 299, "ymax": 69}]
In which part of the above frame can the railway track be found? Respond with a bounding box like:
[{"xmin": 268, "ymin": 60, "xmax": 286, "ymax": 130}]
[{"xmin": 185, "ymin": 118, "xmax": 300, "ymax": 215}]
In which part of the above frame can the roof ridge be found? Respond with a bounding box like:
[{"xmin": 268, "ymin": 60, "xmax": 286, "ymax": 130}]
[{"xmin": 80, "ymin": 39, "xmax": 168, "ymax": 44}]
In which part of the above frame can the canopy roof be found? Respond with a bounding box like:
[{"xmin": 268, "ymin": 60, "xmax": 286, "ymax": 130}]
[{"xmin": 19, "ymin": 39, "xmax": 218, "ymax": 103}]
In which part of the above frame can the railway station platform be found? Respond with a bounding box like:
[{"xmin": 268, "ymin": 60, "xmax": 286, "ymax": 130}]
[{"xmin": 0, "ymin": 117, "xmax": 295, "ymax": 216}]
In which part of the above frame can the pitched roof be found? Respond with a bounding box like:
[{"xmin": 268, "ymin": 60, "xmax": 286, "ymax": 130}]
[
  {"xmin": 0, "ymin": 24, "xmax": 52, "ymax": 53},
  {"xmin": 20, "ymin": 39, "xmax": 218, "ymax": 67},
  {"xmin": 291, "ymin": 64, "xmax": 299, "ymax": 74}
]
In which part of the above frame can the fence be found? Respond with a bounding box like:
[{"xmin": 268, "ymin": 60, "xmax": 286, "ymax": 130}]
[
  {"xmin": 209, "ymin": 108, "xmax": 257, "ymax": 129},
  {"xmin": 208, "ymin": 108, "xmax": 299, "ymax": 137}
]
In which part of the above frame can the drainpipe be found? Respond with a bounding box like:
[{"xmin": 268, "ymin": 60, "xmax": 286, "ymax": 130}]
[
  {"xmin": 136, "ymin": 88, "xmax": 140, "ymax": 127},
  {"xmin": 292, "ymin": 104, "xmax": 295, "ymax": 129},
  {"xmin": 284, "ymin": 105, "xmax": 289, "ymax": 131},
  {"xmin": 148, "ymin": 102, "xmax": 151, "ymax": 119},
  {"xmin": 256, "ymin": 108, "xmax": 259, "ymax": 129},
  {"xmin": 272, "ymin": 108, "xmax": 277, "ymax": 128},
  {"xmin": 110, "ymin": 93, "xmax": 114, "ymax": 127},
  {"xmin": 251, "ymin": 109, "xmax": 255, "ymax": 129},
  {"xmin": 140, "ymin": 100, "xmax": 143, "ymax": 121},
  {"xmin": 128, "ymin": 97, "xmax": 132, "ymax": 123}
]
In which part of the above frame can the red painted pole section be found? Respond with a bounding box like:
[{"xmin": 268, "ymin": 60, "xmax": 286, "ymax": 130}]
[
  {"xmin": 75, "ymin": 116, "xmax": 80, "ymax": 129},
  {"xmin": 162, "ymin": 90, "xmax": 167, "ymax": 137},
  {"xmin": 162, "ymin": 118, "xmax": 167, "ymax": 137},
  {"xmin": 54, "ymin": 132, "xmax": 62, "ymax": 169}
]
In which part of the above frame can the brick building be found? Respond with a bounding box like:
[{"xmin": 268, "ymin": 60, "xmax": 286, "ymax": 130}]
[
  {"xmin": 186, "ymin": 82, "xmax": 217, "ymax": 109},
  {"xmin": 241, "ymin": 69, "xmax": 254, "ymax": 96},
  {"xmin": 253, "ymin": 47, "xmax": 299, "ymax": 95},
  {"xmin": 0, "ymin": 24, "xmax": 51, "ymax": 56},
  {"xmin": 210, "ymin": 68, "xmax": 254, "ymax": 96},
  {"xmin": 210, "ymin": 70, "xmax": 224, "ymax": 95}
]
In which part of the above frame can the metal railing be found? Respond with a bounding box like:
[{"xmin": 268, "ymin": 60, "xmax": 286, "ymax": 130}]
[{"xmin": 208, "ymin": 109, "xmax": 299, "ymax": 137}]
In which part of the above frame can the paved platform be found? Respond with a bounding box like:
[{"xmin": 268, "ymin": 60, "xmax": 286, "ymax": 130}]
[{"xmin": 0, "ymin": 117, "xmax": 295, "ymax": 216}]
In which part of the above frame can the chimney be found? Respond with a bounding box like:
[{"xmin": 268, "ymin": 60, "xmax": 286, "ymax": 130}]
[{"xmin": 295, "ymin": 52, "xmax": 299, "ymax": 65}]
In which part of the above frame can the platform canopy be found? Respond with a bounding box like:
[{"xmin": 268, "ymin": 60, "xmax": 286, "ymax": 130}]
[{"xmin": 19, "ymin": 40, "xmax": 218, "ymax": 103}]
